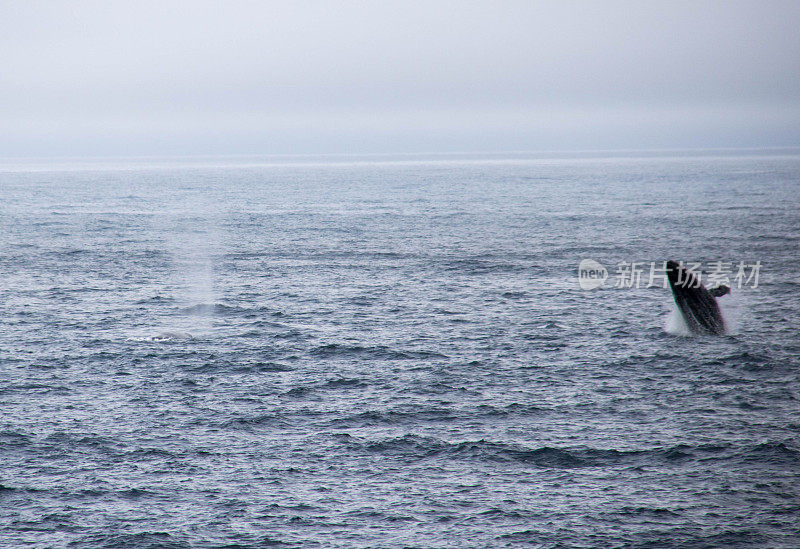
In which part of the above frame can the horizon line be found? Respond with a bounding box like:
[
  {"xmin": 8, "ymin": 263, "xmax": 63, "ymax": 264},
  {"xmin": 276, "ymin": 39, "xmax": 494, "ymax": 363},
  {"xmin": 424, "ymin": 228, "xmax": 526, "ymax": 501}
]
[{"xmin": 3, "ymin": 145, "xmax": 800, "ymax": 163}]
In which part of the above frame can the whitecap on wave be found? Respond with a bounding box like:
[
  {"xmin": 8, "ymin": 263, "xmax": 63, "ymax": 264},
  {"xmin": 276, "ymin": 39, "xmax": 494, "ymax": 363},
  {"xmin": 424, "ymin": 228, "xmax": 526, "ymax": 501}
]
[{"xmin": 664, "ymin": 307, "xmax": 691, "ymax": 336}]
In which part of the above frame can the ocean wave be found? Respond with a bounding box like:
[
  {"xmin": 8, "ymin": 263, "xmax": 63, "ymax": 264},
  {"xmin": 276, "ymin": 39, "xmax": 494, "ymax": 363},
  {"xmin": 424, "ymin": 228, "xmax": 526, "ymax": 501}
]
[
  {"xmin": 618, "ymin": 506, "xmax": 682, "ymax": 517},
  {"xmin": 735, "ymin": 441, "xmax": 800, "ymax": 465},
  {"xmin": 617, "ymin": 527, "xmax": 772, "ymax": 548},
  {"xmin": 232, "ymin": 361, "xmax": 293, "ymax": 373},
  {"xmin": 309, "ymin": 343, "xmax": 447, "ymax": 361},
  {"xmin": 282, "ymin": 386, "xmax": 314, "ymax": 398},
  {"xmin": 336, "ymin": 435, "xmax": 782, "ymax": 468},
  {"xmin": 328, "ymin": 403, "xmax": 545, "ymax": 428},
  {"xmin": 440, "ymin": 257, "xmax": 526, "ymax": 275},
  {"xmin": 66, "ymin": 532, "xmax": 190, "ymax": 549},
  {"xmin": 0, "ymin": 430, "xmax": 33, "ymax": 448},
  {"xmin": 134, "ymin": 295, "xmax": 175, "ymax": 305},
  {"xmin": 127, "ymin": 331, "xmax": 194, "ymax": 343},
  {"xmin": 179, "ymin": 303, "xmax": 264, "ymax": 317}
]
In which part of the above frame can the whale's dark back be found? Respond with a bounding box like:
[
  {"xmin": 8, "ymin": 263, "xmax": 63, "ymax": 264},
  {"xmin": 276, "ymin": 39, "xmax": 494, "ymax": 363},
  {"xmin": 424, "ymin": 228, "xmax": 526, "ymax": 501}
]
[{"xmin": 666, "ymin": 260, "xmax": 726, "ymax": 335}]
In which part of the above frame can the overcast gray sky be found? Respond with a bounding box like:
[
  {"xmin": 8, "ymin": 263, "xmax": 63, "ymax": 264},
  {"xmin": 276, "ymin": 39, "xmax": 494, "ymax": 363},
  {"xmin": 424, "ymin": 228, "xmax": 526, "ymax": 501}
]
[{"xmin": 2, "ymin": 0, "xmax": 799, "ymax": 156}]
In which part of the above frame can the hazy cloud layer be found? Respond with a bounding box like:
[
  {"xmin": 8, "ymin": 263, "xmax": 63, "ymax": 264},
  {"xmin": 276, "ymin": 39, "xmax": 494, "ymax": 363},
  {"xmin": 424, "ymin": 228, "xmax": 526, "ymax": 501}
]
[{"xmin": 2, "ymin": 1, "xmax": 799, "ymax": 156}]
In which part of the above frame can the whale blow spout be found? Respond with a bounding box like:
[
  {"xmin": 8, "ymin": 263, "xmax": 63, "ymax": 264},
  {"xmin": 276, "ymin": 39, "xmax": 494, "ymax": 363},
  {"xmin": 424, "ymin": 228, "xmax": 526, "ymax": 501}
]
[{"xmin": 666, "ymin": 260, "xmax": 728, "ymax": 335}]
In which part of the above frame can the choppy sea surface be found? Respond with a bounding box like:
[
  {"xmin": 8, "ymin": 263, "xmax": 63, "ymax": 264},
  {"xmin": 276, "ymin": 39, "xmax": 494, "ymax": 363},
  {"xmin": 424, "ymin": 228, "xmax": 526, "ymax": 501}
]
[{"xmin": 1, "ymin": 151, "xmax": 799, "ymax": 548}]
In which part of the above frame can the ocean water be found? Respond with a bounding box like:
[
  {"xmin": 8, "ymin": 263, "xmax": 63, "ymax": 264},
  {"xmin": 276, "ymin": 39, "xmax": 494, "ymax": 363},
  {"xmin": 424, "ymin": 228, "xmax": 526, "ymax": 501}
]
[{"xmin": 1, "ymin": 152, "xmax": 799, "ymax": 548}]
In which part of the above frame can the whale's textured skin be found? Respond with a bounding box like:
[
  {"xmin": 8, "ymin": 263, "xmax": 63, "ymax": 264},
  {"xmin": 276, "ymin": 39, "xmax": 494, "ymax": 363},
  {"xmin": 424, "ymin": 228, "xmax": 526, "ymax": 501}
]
[{"xmin": 666, "ymin": 260, "xmax": 726, "ymax": 335}]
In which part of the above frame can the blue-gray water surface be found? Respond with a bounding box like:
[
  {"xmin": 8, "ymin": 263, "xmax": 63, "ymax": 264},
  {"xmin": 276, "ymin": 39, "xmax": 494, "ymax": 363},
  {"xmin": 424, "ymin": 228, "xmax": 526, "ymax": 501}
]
[{"xmin": 1, "ymin": 152, "xmax": 799, "ymax": 548}]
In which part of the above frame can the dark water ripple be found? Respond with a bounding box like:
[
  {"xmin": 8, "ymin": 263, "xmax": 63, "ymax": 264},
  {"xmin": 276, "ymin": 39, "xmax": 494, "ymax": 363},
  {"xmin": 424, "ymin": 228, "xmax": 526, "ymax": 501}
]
[{"xmin": 1, "ymin": 153, "xmax": 799, "ymax": 547}]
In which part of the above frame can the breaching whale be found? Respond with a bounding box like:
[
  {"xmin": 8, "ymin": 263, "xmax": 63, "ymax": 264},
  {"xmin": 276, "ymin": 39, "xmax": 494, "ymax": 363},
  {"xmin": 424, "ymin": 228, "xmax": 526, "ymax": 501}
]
[{"xmin": 666, "ymin": 260, "xmax": 730, "ymax": 335}]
